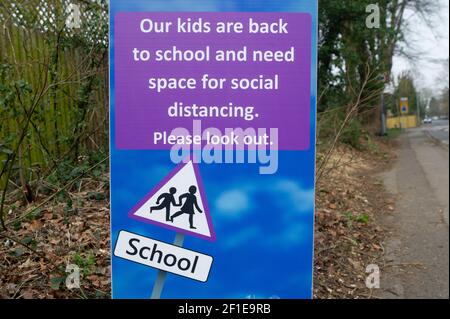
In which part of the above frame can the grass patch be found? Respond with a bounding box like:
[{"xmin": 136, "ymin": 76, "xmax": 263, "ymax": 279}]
[
  {"xmin": 73, "ymin": 252, "xmax": 96, "ymax": 276},
  {"xmin": 387, "ymin": 128, "xmax": 402, "ymax": 139}
]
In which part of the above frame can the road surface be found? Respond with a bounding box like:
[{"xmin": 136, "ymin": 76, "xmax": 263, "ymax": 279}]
[
  {"xmin": 379, "ymin": 126, "xmax": 449, "ymax": 299},
  {"xmin": 422, "ymin": 119, "xmax": 449, "ymax": 147}
]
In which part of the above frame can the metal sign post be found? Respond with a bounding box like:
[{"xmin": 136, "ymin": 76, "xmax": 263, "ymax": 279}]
[{"xmin": 150, "ymin": 233, "xmax": 185, "ymax": 299}]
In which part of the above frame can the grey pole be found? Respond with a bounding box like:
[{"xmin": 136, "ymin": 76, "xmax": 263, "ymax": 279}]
[
  {"xmin": 380, "ymin": 89, "xmax": 387, "ymax": 136},
  {"xmin": 150, "ymin": 233, "xmax": 185, "ymax": 299},
  {"xmin": 417, "ymin": 92, "xmax": 421, "ymax": 126}
]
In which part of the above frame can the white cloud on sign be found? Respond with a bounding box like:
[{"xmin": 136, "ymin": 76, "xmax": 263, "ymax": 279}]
[
  {"xmin": 271, "ymin": 180, "xmax": 315, "ymax": 214},
  {"xmin": 215, "ymin": 189, "xmax": 252, "ymax": 218},
  {"xmin": 215, "ymin": 178, "xmax": 314, "ymax": 250}
]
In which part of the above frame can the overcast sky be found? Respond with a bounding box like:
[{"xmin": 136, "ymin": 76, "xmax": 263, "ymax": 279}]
[{"xmin": 392, "ymin": 0, "xmax": 449, "ymax": 92}]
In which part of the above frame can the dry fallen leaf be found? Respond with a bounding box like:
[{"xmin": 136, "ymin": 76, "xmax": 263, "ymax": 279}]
[
  {"xmin": 43, "ymin": 212, "xmax": 54, "ymax": 220},
  {"xmin": 21, "ymin": 290, "xmax": 34, "ymax": 299},
  {"xmin": 29, "ymin": 220, "xmax": 43, "ymax": 231}
]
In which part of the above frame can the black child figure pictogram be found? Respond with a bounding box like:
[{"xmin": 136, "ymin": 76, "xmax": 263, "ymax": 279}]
[
  {"xmin": 170, "ymin": 185, "xmax": 203, "ymax": 229},
  {"xmin": 150, "ymin": 187, "xmax": 179, "ymax": 221}
]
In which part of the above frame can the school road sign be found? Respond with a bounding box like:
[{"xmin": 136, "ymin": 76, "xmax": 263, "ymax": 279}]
[
  {"xmin": 114, "ymin": 230, "xmax": 213, "ymax": 282},
  {"xmin": 400, "ymin": 97, "xmax": 409, "ymax": 114},
  {"xmin": 129, "ymin": 160, "xmax": 215, "ymax": 241},
  {"xmin": 110, "ymin": 0, "xmax": 318, "ymax": 299}
]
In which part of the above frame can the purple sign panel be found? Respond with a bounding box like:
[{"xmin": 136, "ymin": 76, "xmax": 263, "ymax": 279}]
[
  {"xmin": 110, "ymin": 0, "xmax": 318, "ymax": 299},
  {"xmin": 115, "ymin": 12, "xmax": 312, "ymax": 150}
]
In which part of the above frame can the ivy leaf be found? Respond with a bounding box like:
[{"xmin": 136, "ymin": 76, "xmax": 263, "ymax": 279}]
[{"xmin": 50, "ymin": 277, "xmax": 66, "ymax": 290}]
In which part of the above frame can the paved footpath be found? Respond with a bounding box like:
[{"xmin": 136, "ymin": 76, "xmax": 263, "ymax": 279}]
[{"xmin": 378, "ymin": 128, "xmax": 449, "ymax": 299}]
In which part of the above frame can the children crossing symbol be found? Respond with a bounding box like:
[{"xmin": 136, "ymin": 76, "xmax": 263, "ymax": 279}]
[
  {"xmin": 150, "ymin": 187, "xmax": 177, "ymax": 221},
  {"xmin": 169, "ymin": 185, "xmax": 203, "ymax": 229},
  {"xmin": 129, "ymin": 160, "xmax": 215, "ymax": 241}
]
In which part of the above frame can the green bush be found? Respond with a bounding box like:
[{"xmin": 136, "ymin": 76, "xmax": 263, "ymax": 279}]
[{"xmin": 340, "ymin": 118, "xmax": 363, "ymax": 149}]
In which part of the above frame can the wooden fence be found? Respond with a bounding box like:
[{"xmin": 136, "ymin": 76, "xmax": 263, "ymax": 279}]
[{"xmin": 0, "ymin": 0, "xmax": 108, "ymax": 191}]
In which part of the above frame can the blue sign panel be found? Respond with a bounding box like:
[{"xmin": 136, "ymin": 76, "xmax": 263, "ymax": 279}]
[{"xmin": 110, "ymin": 0, "xmax": 318, "ymax": 299}]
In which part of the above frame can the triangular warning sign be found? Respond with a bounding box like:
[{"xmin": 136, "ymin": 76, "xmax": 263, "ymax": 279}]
[{"xmin": 128, "ymin": 161, "xmax": 215, "ymax": 241}]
